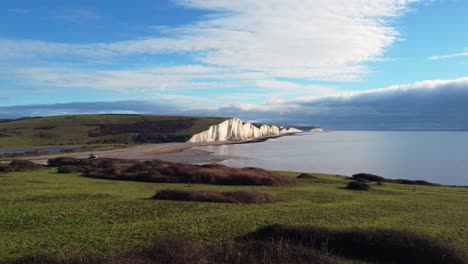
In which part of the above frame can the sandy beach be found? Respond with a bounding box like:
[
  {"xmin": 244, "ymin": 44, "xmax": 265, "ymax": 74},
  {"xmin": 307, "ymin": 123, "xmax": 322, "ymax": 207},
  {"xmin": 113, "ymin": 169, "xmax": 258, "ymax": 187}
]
[{"xmin": 16, "ymin": 141, "xmax": 240, "ymax": 165}]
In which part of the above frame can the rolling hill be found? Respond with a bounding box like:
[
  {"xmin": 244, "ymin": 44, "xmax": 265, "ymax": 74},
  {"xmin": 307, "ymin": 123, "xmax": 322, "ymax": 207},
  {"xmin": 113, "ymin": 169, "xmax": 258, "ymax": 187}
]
[{"xmin": 0, "ymin": 114, "xmax": 226, "ymax": 149}]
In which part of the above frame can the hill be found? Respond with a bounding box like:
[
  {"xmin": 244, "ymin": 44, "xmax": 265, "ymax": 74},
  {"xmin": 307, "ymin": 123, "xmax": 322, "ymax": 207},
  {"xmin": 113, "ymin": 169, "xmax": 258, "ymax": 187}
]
[{"xmin": 0, "ymin": 114, "xmax": 226, "ymax": 149}]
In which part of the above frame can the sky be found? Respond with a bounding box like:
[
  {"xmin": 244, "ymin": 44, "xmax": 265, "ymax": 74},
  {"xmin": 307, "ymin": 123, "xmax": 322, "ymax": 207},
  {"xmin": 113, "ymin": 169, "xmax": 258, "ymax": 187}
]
[{"xmin": 1, "ymin": 0, "xmax": 468, "ymax": 129}]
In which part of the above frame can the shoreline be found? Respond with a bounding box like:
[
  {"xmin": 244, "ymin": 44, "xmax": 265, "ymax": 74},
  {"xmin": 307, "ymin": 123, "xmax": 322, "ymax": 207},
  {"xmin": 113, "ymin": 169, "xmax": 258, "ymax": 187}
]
[
  {"xmin": 6, "ymin": 140, "xmax": 255, "ymax": 165},
  {"xmin": 2, "ymin": 133, "xmax": 302, "ymax": 165}
]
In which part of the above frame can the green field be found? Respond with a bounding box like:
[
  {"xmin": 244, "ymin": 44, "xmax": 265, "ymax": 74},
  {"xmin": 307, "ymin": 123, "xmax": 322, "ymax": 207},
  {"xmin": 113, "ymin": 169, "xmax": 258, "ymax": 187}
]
[
  {"xmin": 1, "ymin": 169, "xmax": 467, "ymax": 261},
  {"xmin": 0, "ymin": 114, "xmax": 226, "ymax": 150}
]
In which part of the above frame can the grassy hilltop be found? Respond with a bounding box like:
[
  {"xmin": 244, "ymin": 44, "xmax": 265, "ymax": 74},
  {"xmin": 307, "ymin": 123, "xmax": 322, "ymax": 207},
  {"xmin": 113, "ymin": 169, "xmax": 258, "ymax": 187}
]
[
  {"xmin": 0, "ymin": 167, "xmax": 467, "ymax": 263},
  {"xmin": 0, "ymin": 114, "xmax": 226, "ymax": 150}
]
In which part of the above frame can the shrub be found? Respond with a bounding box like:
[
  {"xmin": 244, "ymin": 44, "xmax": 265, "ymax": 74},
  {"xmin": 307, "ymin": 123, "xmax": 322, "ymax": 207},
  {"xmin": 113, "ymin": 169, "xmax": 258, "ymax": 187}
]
[
  {"xmin": 57, "ymin": 166, "xmax": 82, "ymax": 174},
  {"xmin": 242, "ymin": 224, "xmax": 467, "ymax": 264},
  {"xmin": 0, "ymin": 165, "xmax": 13, "ymax": 172},
  {"xmin": 353, "ymin": 172, "xmax": 438, "ymax": 186},
  {"xmin": 3, "ymin": 237, "xmax": 338, "ymax": 264},
  {"xmin": 346, "ymin": 181, "xmax": 370, "ymax": 191},
  {"xmin": 137, "ymin": 236, "xmax": 210, "ymax": 264},
  {"xmin": 47, "ymin": 157, "xmax": 91, "ymax": 167},
  {"xmin": 50, "ymin": 158, "xmax": 294, "ymax": 186},
  {"xmin": 212, "ymin": 240, "xmax": 337, "ymax": 264},
  {"xmin": 153, "ymin": 189, "xmax": 275, "ymax": 204},
  {"xmin": 0, "ymin": 160, "xmax": 43, "ymax": 172},
  {"xmin": 352, "ymin": 173, "xmax": 385, "ymax": 182},
  {"xmin": 394, "ymin": 179, "xmax": 437, "ymax": 186},
  {"xmin": 296, "ymin": 173, "xmax": 317, "ymax": 179}
]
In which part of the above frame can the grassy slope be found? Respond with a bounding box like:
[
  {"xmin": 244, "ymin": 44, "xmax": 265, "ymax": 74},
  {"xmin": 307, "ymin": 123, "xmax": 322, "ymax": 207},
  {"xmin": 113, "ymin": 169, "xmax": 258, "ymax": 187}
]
[
  {"xmin": 0, "ymin": 169, "xmax": 467, "ymax": 261},
  {"xmin": 0, "ymin": 114, "xmax": 226, "ymax": 149}
]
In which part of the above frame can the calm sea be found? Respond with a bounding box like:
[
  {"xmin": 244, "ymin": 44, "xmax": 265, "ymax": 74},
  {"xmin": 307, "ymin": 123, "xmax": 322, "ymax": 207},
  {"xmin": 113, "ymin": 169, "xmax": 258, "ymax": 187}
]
[{"xmin": 196, "ymin": 131, "xmax": 468, "ymax": 186}]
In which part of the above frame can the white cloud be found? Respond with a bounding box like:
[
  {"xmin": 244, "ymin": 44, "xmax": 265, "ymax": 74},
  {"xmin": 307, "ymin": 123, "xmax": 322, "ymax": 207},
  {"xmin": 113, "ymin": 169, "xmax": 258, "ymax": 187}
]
[
  {"xmin": 3, "ymin": 65, "xmax": 338, "ymax": 99},
  {"xmin": 0, "ymin": 0, "xmax": 421, "ymax": 82},
  {"xmin": 3, "ymin": 65, "xmax": 255, "ymax": 90},
  {"xmin": 212, "ymin": 77, "xmax": 468, "ymax": 129},
  {"xmin": 3, "ymin": 77, "xmax": 468, "ymax": 130},
  {"xmin": 428, "ymin": 51, "xmax": 468, "ymax": 60}
]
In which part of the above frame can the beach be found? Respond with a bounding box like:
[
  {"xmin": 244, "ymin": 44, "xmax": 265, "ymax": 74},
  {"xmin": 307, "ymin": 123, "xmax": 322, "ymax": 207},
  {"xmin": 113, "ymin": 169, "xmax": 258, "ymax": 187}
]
[{"xmin": 16, "ymin": 141, "xmax": 239, "ymax": 165}]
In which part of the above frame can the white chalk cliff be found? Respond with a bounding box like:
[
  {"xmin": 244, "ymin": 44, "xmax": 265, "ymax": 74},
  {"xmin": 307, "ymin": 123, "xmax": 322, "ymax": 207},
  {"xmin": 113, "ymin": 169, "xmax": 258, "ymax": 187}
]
[
  {"xmin": 188, "ymin": 118, "xmax": 302, "ymax": 143},
  {"xmin": 310, "ymin": 128, "xmax": 324, "ymax": 132}
]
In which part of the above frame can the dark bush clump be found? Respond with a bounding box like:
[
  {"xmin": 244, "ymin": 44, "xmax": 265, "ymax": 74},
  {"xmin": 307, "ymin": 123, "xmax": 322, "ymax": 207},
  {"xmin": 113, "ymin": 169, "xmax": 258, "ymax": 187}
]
[
  {"xmin": 137, "ymin": 236, "xmax": 210, "ymax": 264},
  {"xmin": 50, "ymin": 158, "xmax": 294, "ymax": 186},
  {"xmin": 242, "ymin": 224, "xmax": 467, "ymax": 264},
  {"xmin": 47, "ymin": 157, "xmax": 92, "ymax": 167},
  {"xmin": 153, "ymin": 189, "xmax": 275, "ymax": 204},
  {"xmin": 353, "ymin": 172, "xmax": 439, "ymax": 186},
  {"xmin": 345, "ymin": 181, "xmax": 370, "ymax": 191},
  {"xmin": 9, "ymin": 160, "xmax": 43, "ymax": 171},
  {"xmin": 394, "ymin": 179, "xmax": 437, "ymax": 186},
  {"xmin": 57, "ymin": 166, "xmax": 83, "ymax": 174},
  {"xmin": 0, "ymin": 164, "xmax": 13, "ymax": 172},
  {"xmin": 296, "ymin": 173, "xmax": 317, "ymax": 179},
  {"xmin": 3, "ymin": 236, "xmax": 338, "ymax": 264},
  {"xmin": 352, "ymin": 173, "xmax": 385, "ymax": 182},
  {"xmin": 0, "ymin": 160, "xmax": 43, "ymax": 172}
]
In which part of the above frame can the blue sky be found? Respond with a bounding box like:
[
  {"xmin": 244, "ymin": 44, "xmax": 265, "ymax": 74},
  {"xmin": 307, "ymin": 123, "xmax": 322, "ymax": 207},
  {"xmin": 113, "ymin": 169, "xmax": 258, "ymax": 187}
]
[{"xmin": 0, "ymin": 0, "xmax": 468, "ymax": 128}]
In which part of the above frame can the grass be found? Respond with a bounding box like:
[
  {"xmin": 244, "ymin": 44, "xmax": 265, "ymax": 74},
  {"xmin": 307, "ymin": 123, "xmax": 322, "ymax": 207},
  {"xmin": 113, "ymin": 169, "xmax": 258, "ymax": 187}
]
[
  {"xmin": 0, "ymin": 169, "xmax": 467, "ymax": 262},
  {"xmin": 153, "ymin": 189, "xmax": 276, "ymax": 204},
  {"xmin": 0, "ymin": 114, "xmax": 226, "ymax": 150}
]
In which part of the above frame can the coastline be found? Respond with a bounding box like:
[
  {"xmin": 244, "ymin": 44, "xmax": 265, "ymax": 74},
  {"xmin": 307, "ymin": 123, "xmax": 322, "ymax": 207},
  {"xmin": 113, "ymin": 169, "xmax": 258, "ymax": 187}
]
[
  {"xmin": 2, "ymin": 133, "xmax": 301, "ymax": 165},
  {"xmin": 8, "ymin": 140, "xmax": 245, "ymax": 165}
]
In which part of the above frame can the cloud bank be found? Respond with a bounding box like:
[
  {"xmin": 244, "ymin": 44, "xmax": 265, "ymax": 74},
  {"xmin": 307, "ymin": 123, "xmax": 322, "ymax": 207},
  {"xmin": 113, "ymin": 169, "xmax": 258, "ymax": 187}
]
[
  {"xmin": 3, "ymin": 77, "xmax": 468, "ymax": 130},
  {"xmin": 1, "ymin": 0, "xmax": 421, "ymax": 89}
]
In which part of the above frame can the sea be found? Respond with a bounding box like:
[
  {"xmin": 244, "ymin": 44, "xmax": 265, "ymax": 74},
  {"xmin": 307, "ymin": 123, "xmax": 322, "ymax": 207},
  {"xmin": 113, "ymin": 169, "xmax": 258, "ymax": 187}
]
[{"xmin": 196, "ymin": 131, "xmax": 468, "ymax": 186}]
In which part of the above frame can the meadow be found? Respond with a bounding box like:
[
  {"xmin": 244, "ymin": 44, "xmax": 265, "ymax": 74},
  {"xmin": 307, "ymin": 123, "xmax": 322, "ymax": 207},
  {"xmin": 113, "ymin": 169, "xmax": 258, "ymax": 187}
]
[{"xmin": 1, "ymin": 167, "xmax": 467, "ymax": 263}]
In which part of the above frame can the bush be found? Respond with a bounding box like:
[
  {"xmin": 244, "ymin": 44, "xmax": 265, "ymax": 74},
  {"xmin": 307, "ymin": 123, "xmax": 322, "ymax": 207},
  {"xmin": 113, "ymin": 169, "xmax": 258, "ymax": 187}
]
[
  {"xmin": 50, "ymin": 158, "xmax": 294, "ymax": 186},
  {"xmin": 353, "ymin": 172, "xmax": 438, "ymax": 186},
  {"xmin": 394, "ymin": 179, "xmax": 437, "ymax": 186},
  {"xmin": 48, "ymin": 157, "xmax": 91, "ymax": 167},
  {"xmin": 212, "ymin": 240, "xmax": 337, "ymax": 264},
  {"xmin": 137, "ymin": 236, "xmax": 210, "ymax": 264},
  {"xmin": 0, "ymin": 164, "xmax": 13, "ymax": 172},
  {"xmin": 57, "ymin": 166, "xmax": 83, "ymax": 174},
  {"xmin": 241, "ymin": 224, "xmax": 467, "ymax": 264},
  {"xmin": 0, "ymin": 160, "xmax": 43, "ymax": 172},
  {"xmin": 296, "ymin": 173, "xmax": 317, "ymax": 179},
  {"xmin": 352, "ymin": 173, "xmax": 385, "ymax": 182},
  {"xmin": 346, "ymin": 181, "xmax": 370, "ymax": 191},
  {"xmin": 153, "ymin": 189, "xmax": 275, "ymax": 204},
  {"xmin": 3, "ymin": 236, "xmax": 338, "ymax": 264}
]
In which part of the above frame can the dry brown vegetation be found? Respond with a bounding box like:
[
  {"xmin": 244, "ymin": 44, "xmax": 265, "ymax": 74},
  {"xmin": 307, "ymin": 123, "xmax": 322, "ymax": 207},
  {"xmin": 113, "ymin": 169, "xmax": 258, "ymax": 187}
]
[
  {"xmin": 296, "ymin": 173, "xmax": 317, "ymax": 179},
  {"xmin": 352, "ymin": 173, "xmax": 439, "ymax": 186},
  {"xmin": 0, "ymin": 160, "xmax": 43, "ymax": 172},
  {"xmin": 49, "ymin": 158, "xmax": 294, "ymax": 186},
  {"xmin": 345, "ymin": 181, "xmax": 371, "ymax": 191},
  {"xmin": 153, "ymin": 189, "xmax": 275, "ymax": 204},
  {"xmin": 241, "ymin": 224, "xmax": 467, "ymax": 264},
  {"xmin": 3, "ymin": 236, "xmax": 337, "ymax": 264}
]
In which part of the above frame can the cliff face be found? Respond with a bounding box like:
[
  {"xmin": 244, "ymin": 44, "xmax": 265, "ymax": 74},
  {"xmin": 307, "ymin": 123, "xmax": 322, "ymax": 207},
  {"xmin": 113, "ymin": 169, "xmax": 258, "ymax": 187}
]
[{"xmin": 188, "ymin": 118, "xmax": 302, "ymax": 143}]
